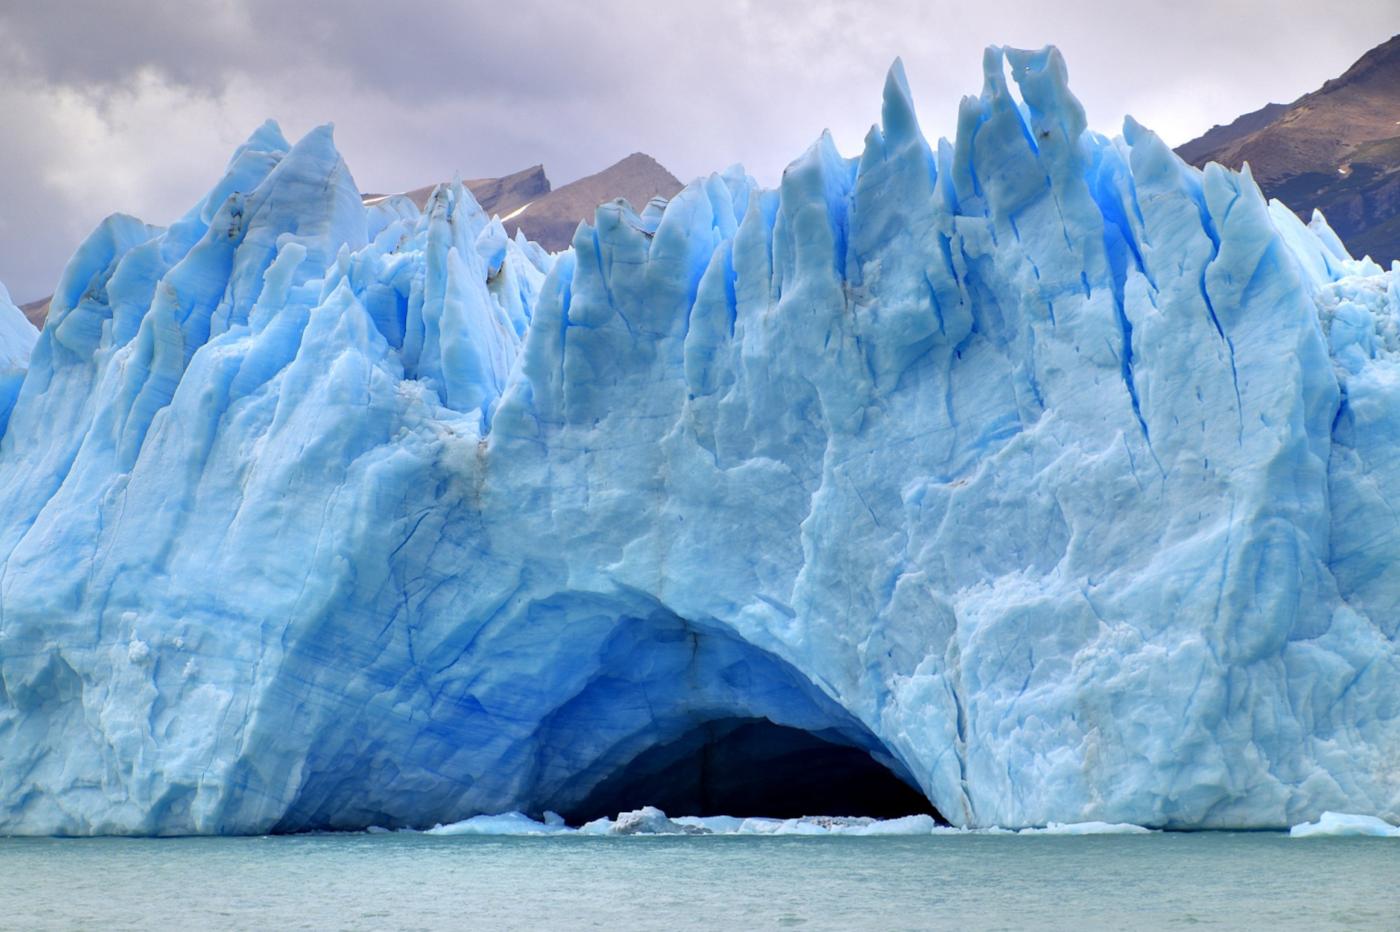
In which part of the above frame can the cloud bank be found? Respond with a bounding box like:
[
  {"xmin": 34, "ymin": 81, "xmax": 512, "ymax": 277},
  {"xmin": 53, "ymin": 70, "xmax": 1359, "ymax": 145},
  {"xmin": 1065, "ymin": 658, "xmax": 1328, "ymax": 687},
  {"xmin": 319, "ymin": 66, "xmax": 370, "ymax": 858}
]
[{"xmin": 0, "ymin": 0, "xmax": 1391, "ymax": 302}]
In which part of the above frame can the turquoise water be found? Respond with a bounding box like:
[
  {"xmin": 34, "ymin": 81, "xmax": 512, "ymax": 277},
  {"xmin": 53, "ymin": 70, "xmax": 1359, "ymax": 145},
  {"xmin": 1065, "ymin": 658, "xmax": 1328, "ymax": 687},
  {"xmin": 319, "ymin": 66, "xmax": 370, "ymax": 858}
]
[{"xmin": 2, "ymin": 832, "xmax": 1397, "ymax": 930}]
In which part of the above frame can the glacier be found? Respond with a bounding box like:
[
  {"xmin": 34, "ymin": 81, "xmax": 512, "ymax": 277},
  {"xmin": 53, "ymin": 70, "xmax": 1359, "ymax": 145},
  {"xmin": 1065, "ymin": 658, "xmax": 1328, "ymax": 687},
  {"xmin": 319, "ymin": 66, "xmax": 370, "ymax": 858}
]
[
  {"xmin": 0, "ymin": 281, "xmax": 37, "ymax": 437},
  {"xmin": 1, "ymin": 46, "xmax": 1399, "ymax": 836}
]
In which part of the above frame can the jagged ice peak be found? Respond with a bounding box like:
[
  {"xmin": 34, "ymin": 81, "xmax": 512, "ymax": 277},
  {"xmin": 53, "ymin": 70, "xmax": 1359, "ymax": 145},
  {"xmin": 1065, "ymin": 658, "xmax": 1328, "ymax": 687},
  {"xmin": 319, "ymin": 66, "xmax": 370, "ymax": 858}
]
[{"xmin": 0, "ymin": 46, "xmax": 1397, "ymax": 836}]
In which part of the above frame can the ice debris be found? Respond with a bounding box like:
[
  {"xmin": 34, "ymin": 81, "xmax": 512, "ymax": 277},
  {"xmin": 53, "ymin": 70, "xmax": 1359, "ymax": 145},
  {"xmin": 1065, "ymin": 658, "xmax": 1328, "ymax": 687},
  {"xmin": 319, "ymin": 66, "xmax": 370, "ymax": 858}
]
[
  {"xmin": 426, "ymin": 811, "xmax": 571, "ymax": 836},
  {"xmin": 1016, "ymin": 822, "xmax": 1153, "ymax": 836},
  {"xmin": 375, "ymin": 809, "xmax": 1150, "ymax": 837},
  {"xmin": 1289, "ymin": 813, "xmax": 1400, "ymax": 838}
]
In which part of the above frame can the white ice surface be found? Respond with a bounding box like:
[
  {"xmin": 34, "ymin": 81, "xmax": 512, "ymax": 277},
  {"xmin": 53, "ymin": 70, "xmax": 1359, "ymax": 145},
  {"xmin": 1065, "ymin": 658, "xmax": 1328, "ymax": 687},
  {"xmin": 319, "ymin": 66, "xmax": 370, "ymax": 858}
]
[
  {"xmin": 385, "ymin": 809, "xmax": 1148, "ymax": 837},
  {"xmin": 426, "ymin": 811, "xmax": 571, "ymax": 836},
  {"xmin": 1289, "ymin": 812, "xmax": 1400, "ymax": 838},
  {"xmin": 1017, "ymin": 821, "xmax": 1153, "ymax": 836}
]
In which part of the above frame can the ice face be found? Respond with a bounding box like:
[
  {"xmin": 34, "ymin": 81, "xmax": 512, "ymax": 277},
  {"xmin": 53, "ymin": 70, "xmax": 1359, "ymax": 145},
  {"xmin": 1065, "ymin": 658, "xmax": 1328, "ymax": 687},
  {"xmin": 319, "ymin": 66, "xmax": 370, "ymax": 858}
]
[
  {"xmin": 0, "ymin": 281, "xmax": 37, "ymax": 436},
  {"xmin": 1, "ymin": 46, "xmax": 1398, "ymax": 836}
]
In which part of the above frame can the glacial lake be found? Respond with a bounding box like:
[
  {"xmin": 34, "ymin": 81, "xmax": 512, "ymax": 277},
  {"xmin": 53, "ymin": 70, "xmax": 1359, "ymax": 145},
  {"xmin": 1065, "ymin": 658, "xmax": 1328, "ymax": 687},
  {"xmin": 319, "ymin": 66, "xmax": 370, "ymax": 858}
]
[{"xmin": 2, "ymin": 831, "xmax": 1398, "ymax": 930}]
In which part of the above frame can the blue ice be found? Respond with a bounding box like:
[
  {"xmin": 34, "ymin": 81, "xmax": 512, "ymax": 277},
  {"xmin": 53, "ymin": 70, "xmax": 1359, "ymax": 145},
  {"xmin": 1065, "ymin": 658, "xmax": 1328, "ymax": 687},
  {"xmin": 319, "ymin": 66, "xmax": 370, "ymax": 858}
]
[{"xmin": 0, "ymin": 47, "xmax": 1397, "ymax": 835}]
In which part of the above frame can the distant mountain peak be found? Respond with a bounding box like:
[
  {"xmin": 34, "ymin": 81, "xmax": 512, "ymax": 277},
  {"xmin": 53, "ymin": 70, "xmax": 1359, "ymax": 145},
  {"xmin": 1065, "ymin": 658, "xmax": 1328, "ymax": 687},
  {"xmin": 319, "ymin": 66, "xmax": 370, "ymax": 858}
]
[
  {"xmin": 504, "ymin": 152, "xmax": 682, "ymax": 251},
  {"xmin": 1323, "ymin": 32, "xmax": 1400, "ymax": 93},
  {"xmin": 615, "ymin": 152, "xmax": 667, "ymax": 167},
  {"xmin": 1176, "ymin": 33, "xmax": 1400, "ymax": 265},
  {"xmin": 360, "ymin": 152, "xmax": 682, "ymax": 253},
  {"xmin": 363, "ymin": 163, "xmax": 550, "ymax": 216},
  {"xmin": 18, "ymin": 298, "xmax": 48, "ymax": 330}
]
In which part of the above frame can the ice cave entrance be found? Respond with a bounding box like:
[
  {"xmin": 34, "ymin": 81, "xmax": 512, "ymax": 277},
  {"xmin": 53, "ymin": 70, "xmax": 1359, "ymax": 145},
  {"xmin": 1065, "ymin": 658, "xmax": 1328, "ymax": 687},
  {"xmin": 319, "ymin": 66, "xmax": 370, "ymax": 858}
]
[
  {"xmin": 528, "ymin": 605, "xmax": 944, "ymax": 826},
  {"xmin": 558, "ymin": 716, "xmax": 943, "ymax": 825}
]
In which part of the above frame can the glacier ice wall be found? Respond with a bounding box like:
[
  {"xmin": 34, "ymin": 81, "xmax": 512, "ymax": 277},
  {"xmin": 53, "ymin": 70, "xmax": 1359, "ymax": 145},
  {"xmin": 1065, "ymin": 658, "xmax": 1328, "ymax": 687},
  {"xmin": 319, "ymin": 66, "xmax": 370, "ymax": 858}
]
[
  {"xmin": 1, "ymin": 48, "xmax": 1398, "ymax": 835},
  {"xmin": 0, "ymin": 281, "xmax": 37, "ymax": 436}
]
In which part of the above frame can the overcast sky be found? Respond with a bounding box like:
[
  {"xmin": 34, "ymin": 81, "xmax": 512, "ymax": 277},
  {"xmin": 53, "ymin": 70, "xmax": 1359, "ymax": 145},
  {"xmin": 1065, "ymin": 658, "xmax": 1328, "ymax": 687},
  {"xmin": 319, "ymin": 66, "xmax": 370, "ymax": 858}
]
[{"xmin": 0, "ymin": 0, "xmax": 1394, "ymax": 303}]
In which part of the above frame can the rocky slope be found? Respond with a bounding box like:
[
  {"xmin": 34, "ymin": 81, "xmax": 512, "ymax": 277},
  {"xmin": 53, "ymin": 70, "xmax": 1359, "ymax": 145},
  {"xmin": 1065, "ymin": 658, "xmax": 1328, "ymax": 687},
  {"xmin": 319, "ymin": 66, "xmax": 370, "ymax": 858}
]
[
  {"xmin": 362, "ymin": 164, "xmax": 550, "ymax": 216},
  {"xmin": 367, "ymin": 153, "xmax": 682, "ymax": 252},
  {"xmin": 18, "ymin": 297, "xmax": 49, "ymax": 329},
  {"xmin": 1177, "ymin": 34, "xmax": 1400, "ymax": 264},
  {"xmin": 503, "ymin": 152, "xmax": 682, "ymax": 250}
]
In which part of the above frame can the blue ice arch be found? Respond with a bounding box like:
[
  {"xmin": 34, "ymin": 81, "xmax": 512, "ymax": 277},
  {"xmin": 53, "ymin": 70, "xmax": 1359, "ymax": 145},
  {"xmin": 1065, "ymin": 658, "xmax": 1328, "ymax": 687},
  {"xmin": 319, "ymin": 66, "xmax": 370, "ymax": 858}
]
[{"xmin": 0, "ymin": 47, "xmax": 1398, "ymax": 835}]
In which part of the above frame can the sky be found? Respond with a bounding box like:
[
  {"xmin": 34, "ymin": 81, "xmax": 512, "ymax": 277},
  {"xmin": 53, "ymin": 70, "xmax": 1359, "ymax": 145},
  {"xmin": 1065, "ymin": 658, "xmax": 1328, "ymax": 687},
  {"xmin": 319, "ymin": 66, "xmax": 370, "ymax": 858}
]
[{"xmin": 0, "ymin": 0, "xmax": 1395, "ymax": 303}]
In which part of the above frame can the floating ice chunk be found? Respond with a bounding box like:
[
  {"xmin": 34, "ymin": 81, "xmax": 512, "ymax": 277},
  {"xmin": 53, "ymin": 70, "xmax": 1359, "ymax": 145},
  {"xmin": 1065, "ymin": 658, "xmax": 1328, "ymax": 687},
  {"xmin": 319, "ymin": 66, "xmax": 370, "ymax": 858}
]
[
  {"xmin": 672, "ymin": 815, "xmax": 748, "ymax": 834},
  {"xmin": 658, "ymin": 814, "xmax": 939, "ymax": 836},
  {"xmin": 363, "ymin": 810, "xmax": 1170, "ymax": 837},
  {"xmin": 1289, "ymin": 812, "xmax": 1400, "ymax": 838},
  {"xmin": 422, "ymin": 810, "xmax": 944, "ymax": 837},
  {"xmin": 609, "ymin": 807, "xmax": 706, "ymax": 835},
  {"xmin": 426, "ymin": 812, "xmax": 572, "ymax": 836},
  {"xmin": 856, "ymin": 814, "xmax": 940, "ymax": 835},
  {"xmin": 1018, "ymin": 822, "xmax": 1153, "ymax": 835}
]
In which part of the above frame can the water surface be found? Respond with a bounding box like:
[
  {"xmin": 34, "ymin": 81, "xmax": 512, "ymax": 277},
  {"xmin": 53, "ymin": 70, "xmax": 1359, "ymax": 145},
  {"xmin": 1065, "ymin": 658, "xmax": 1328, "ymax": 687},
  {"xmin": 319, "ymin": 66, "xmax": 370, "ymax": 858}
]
[{"xmin": 2, "ymin": 831, "xmax": 1396, "ymax": 930}]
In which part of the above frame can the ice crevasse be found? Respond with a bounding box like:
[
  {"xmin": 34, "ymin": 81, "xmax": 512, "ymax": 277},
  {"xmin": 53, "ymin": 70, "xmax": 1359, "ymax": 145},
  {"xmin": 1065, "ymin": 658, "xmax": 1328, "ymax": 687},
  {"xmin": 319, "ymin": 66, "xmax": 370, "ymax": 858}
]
[{"xmin": 0, "ymin": 46, "xmax": 1398, "ymax": 835}]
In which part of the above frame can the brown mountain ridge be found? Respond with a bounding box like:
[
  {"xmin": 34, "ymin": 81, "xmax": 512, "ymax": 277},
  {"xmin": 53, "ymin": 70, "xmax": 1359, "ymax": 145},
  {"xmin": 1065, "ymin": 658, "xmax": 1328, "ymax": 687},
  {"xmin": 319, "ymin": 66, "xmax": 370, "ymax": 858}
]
[
  {"xmin": 1176, "ymin": 34, "xmax": 1400, "ymax": 265},
  {"xmin": 366, "ymin": 153, "xmax": 682, "ymax": 253}
]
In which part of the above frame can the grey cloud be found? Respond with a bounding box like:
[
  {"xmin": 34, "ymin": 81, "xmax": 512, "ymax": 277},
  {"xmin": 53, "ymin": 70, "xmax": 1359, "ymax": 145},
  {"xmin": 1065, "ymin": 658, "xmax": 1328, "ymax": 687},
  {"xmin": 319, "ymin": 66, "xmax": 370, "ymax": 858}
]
[
  {"xmin": 0, "ymin": 0, "xmax": 1394, "ymax": 303},
  {"xmin": 0, "ymin": 0, "xmax": 248, "ymax": 88}
]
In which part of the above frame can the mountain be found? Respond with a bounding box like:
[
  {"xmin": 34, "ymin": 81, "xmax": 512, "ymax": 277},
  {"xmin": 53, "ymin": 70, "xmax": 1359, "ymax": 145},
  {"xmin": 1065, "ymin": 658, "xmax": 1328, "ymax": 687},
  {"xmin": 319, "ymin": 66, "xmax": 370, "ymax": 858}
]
[
  {"xmin": 0, "ymin": 47, "xmax": 1398, "ymax": 836},
  {"xmin": 1176, "ymin": 34, "xmax": 1400, "ymax": 264},
  {"xmin": 17, "ymin": 297, "xmax": 48, "ymax": 329},
  {"xmin": 368, "ymin": 153, "xmax": 683, "ymax": 252},
  {"xmin": 504, "ymin": 152, "xmax": 682, "ymax": 250},
  {"xmin": 362, "ymin": 163, "xmax": 550, "ymax": 216},
  {"xmin": 1173, "ymin": 102, "xmax": 1288, "ymax": 166}
]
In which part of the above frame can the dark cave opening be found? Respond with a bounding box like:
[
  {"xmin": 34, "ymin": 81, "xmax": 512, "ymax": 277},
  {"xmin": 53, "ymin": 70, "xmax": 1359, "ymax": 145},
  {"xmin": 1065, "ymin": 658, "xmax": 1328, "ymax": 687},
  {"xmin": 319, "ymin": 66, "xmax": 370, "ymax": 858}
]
[{"xmin": 559, "ymin": 717, "xmax": 945, "ymax": 826}]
